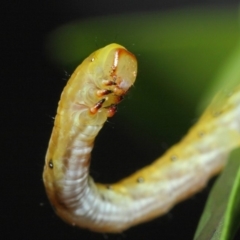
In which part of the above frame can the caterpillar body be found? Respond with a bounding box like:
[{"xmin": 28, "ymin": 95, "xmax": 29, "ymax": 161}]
[{"xmin": 43, "ymin": 43, "xmax": 240, "ymax": 233}]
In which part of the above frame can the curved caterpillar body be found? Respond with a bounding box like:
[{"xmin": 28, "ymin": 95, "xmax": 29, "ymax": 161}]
[{"xmin": 43, "ymin": 43, "xmax": 240, "ymax": 233}]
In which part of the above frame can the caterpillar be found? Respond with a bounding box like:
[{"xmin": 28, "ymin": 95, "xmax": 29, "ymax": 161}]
[{"xmin": 43, "ymin": 43, "xmax": 240, "ymax": 233}]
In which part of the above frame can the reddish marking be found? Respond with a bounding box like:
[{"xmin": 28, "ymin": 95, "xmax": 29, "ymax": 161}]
[
  {"xmin": 102, "ymin": 80, "xmax": 116, "ymax": 86},
  {"xmin": 117, "ymin": 95, "xmax": 124, "ymax": 102},
  {"xmin": 109, "ymin": 48, "xmax": 136, "ymax": 91},
  {"xmin": 90, "ymin": 99, "xmax": 105, "ymax": 114},
  {"xmin": 113, "ymin": 95, "xmax": 124, "ymax": 104},
  {"xmin": 110, "ymin": 48, "xmax": 136, "ymax": 77},
  {"xmin": 107, "ymin": 105, "xmax": 117, "ymax": 117},
  {"xmin": 113, "ymin": 87, "xmax": 124, "ymax": 96},
  {"xmin": 97, "ymin": 89, "xmax": 112, "ymax": 97}
]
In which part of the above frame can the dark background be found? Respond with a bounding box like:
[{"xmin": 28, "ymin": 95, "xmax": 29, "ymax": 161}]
[{"xmin": 3, "ymin": 1, "xmax": 240, "ymax": 239}]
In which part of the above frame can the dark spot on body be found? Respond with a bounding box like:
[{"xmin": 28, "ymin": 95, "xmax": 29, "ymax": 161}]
[
  {"xmin": 137, "ymin": 177, "xmax": 144, "ymax": 183},
  {"xmin": 49, "ymin": 160, "xmax": 53, "ymax": 169},
  {"xmin": 170, "ymin": 155, "xmax": 177, "ymax": 161},
  {"xmin": 212, "ymin": 110, "xmax": 223, "ymax": 117},
  {"xmin": 198, "ymin": 131, "xmax": 205, "ymax": 137},
  {"xmin": 100, "ymin": 194, "xmax": 107, "ymax": 201}
]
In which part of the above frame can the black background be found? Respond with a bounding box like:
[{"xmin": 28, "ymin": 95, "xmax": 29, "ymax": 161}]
[{"xmin": 3, "ymin": 1, "xmax": 240, "ymax": 239}]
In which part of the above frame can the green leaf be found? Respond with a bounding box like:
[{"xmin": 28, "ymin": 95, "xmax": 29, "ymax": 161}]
[
  {"xmin": 197, "ymin": 43, "xmax": 240, "ymax": 114},
  {"xmin": 194, "ymin": 148, "xmax": 240, "ymax": 240}
]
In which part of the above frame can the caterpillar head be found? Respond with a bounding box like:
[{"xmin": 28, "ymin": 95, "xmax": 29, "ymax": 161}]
[{"xmin": 88, "ymin": 43, "xmax": 137, "ymax": 117}]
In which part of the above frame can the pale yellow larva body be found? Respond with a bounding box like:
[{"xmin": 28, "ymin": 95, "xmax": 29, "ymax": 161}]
[{"xmin": 43, "ymin": 43, "xmax": 240, "ymax": 233}]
